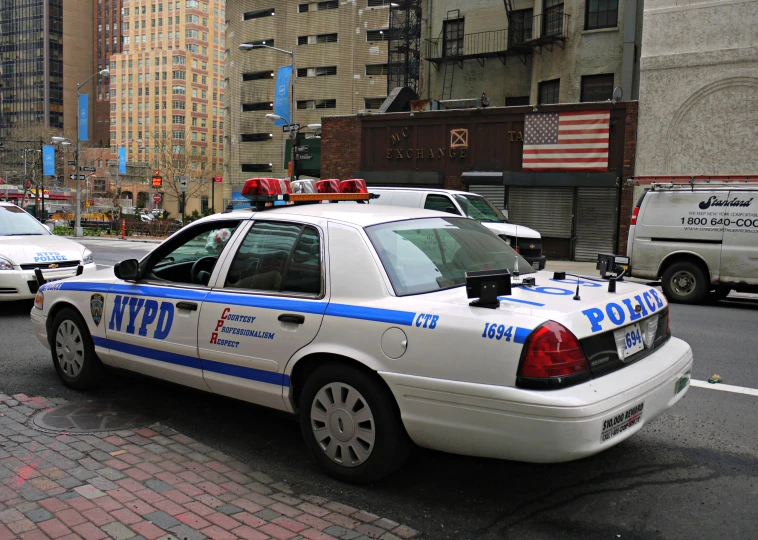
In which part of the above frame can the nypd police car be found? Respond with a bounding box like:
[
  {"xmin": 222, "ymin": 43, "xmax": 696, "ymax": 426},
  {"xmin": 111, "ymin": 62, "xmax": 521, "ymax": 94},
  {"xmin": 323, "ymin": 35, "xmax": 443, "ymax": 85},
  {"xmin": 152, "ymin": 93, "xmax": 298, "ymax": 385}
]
[
  {"xmin": 0, "ymin": 202, "xmax": 96, "ymax": 301},
  {"xmin": 30, "ymin": 179, "xmax": 693, "ymax": 483}
]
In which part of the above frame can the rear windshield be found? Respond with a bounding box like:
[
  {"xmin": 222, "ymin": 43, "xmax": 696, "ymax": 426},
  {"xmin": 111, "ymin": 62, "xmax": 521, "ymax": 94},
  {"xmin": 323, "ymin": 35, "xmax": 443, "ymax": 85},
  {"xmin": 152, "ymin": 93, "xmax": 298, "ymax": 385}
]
[{"xmin": 365, "ymin": 217, "xmax": 534, "ymax": 296}]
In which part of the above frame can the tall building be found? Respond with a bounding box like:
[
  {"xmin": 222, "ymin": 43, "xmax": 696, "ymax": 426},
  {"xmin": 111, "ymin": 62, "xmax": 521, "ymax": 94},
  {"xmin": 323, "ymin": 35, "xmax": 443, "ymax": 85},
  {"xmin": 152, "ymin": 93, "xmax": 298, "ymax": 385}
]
[
  {"xmin": 109, "ymin": 0, "xmax": 226, "ymax": 216},
  {"xmin": 421, "ymin": 0, "xmax": 642, "ymax": 106},
  {"xmin": 0, "ymin": 0, "xmax": 93, "ymax": 140},
  {"xmin": 93, "ymin": 0, "xmax": 124, "ymax": 145},
  {"xmin": 225, "ymin": 0, "xmax": 393, "ymax": 202}
]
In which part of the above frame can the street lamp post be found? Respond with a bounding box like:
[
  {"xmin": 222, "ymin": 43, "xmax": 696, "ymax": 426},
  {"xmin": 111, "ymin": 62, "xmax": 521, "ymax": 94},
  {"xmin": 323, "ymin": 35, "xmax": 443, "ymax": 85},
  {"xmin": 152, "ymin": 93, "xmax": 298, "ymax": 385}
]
[
  {"xmin": 74, "ymin": 69, "xmax": 109, "ymax": 237},
  {"xmin": 240, "ymin": 43, "xmax": 296, "ymax": 181}
]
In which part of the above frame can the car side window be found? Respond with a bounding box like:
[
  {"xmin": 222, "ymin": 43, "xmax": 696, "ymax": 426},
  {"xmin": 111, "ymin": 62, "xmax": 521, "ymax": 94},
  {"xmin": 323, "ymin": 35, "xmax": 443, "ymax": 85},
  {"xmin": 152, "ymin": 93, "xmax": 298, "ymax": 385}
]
[
  {"xmin": 145, "ymin": 220, "xmax": 240, "ymax": 286},
  {"xmin": 224, "ymin": 221, "xmax": 322, "ymax": 296},
  {"xmin": 424, "ymin": 195, "xmax": 460, "ymax": 215}
]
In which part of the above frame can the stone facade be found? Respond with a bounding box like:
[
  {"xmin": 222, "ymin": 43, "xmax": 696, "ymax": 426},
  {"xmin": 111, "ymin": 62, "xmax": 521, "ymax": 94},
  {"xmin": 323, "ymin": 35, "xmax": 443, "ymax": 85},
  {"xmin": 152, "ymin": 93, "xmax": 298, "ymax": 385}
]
[
  {"xmin": 635, "ymin": 0, "xmax": 758, "ymax": 176},
  {"xmin": 321, "ymin": 116, "xmax": 362, "ymax": 181}
]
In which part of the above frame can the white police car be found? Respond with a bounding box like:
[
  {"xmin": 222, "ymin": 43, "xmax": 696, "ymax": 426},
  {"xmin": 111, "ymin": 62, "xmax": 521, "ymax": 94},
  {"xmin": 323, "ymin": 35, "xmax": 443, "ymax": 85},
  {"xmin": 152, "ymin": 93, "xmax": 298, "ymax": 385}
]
[
  {"xmin": 0, "ymin": 202, "xmax": 96, "ymax": 301},
  {"xmin": 30, "ymin": 179, "xmax": 693, "ymax": 483}
]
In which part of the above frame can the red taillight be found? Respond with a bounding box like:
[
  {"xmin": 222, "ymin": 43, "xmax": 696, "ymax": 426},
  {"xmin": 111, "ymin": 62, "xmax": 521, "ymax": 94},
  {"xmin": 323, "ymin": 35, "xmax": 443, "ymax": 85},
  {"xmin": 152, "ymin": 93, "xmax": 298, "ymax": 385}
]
[
  {"xmin": 519, "ymin": 321, "xmax": 589, "ymax": 380},
  {"xmin": 315, "ymin": 179, "xmax": 340, "ymax": 194},
  {"xmin": 630, "ymin": 206, "xmax": 640, "ymax": 226},
  {"xmin": 340, "ymin": 179, "xmax": 367, "ymax": 194},
  {"xmin": 241, "ymin": 177, "xmax": 291, "ymax": 196}
]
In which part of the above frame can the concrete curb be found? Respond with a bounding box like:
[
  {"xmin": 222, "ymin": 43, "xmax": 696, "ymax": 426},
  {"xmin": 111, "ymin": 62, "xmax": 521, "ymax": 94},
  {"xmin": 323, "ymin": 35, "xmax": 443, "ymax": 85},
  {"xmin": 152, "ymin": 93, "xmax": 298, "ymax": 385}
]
[{"xmin": 65, "ymin": 236, "xmax": 163, "ymax": 244}]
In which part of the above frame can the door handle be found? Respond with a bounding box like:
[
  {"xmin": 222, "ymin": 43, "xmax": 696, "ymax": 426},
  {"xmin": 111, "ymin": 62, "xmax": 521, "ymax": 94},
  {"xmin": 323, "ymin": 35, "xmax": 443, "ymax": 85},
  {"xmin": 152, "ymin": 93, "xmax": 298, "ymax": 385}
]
[
  {"xmin": 176, "ymin": 301, "xmax": 198, "ymax": 311},
  {"xmin": 278, "ymin": 313, "xmax": 305, "ymax": 325}
]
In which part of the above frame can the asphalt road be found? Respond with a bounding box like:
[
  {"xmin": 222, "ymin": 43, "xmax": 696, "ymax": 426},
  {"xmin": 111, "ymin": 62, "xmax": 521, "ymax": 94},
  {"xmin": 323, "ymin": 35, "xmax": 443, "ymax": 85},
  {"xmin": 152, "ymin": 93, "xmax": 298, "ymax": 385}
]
[{"xmin": 2, "ymin": 240, "xmax": 757, "ymax": 540}]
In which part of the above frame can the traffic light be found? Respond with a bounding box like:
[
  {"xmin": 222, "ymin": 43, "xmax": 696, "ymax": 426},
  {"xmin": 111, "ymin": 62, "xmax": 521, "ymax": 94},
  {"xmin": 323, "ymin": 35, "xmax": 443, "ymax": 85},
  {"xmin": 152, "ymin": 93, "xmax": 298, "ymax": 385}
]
[{"xmin": 151, "ymin": 170, "xmax": 163, "ymax": 187}]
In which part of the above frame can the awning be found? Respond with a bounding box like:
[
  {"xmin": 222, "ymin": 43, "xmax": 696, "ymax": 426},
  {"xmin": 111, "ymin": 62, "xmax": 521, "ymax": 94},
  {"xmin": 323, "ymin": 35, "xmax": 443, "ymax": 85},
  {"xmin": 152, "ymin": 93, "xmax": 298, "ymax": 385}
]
[{"xmin": 461, "ymin": 171, "xmax": 504, "ymax": 185}]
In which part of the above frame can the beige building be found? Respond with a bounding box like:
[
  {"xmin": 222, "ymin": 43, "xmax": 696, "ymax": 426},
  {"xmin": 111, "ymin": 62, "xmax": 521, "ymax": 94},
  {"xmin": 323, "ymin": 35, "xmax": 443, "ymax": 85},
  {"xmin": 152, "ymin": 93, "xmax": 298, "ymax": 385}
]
[
  {"xmin": 635, "ymin": 0, "xmax": 758, "ymax": 177},
  {"xmin": 225, "ymin": 0, "xmax": 394, "ymax": 201},
  {"xmin": 421, "ymin": 0, "xmax": 642, "ymax": 106},
  {"xmin": 109, "ymin": 0, "xmax": 226, "ymax": 217}
]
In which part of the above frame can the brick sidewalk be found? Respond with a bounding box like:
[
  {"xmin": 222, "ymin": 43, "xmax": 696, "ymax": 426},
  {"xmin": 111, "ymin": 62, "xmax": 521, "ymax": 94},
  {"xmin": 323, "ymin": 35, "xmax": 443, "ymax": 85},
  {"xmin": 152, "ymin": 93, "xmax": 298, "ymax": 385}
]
[{"xmin": 0, "ymin": 395, "xmax": 420, "ymax": 540}]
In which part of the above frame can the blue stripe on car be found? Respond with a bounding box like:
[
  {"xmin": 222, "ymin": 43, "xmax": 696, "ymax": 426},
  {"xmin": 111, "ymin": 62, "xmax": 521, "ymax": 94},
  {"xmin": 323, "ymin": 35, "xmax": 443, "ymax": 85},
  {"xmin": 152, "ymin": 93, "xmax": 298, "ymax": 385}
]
[{"xmin": 324, "ymin": 303, "xmax": 416, "ymax": 326}]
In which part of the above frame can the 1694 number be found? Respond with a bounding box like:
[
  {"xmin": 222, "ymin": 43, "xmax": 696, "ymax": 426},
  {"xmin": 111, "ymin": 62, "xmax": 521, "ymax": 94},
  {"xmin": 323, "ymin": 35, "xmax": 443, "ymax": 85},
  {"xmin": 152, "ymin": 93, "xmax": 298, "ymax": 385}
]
[{"xmin": 481, "ymin": 323, "xmax": 514, "ymax": 341}]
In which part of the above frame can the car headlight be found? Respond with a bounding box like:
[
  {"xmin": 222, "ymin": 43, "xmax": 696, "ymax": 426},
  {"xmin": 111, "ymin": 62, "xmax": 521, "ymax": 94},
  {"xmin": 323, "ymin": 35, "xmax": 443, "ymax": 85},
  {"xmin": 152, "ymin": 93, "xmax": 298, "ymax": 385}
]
[
  {"xmin": 0, "ymin": 257, "xmax": 13, "ymax": 271},
  {"xmin": 82, "ymin": 249, "xmax": 94, "ymax": 265}
]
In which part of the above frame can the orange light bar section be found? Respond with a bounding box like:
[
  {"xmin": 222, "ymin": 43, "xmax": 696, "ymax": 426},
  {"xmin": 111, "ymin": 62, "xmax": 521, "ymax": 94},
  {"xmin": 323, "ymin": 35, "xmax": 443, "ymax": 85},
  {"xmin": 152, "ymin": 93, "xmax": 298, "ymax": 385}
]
[{"xmin": 288, "ymin": 193, "xmax": 372, "ymax": 202}]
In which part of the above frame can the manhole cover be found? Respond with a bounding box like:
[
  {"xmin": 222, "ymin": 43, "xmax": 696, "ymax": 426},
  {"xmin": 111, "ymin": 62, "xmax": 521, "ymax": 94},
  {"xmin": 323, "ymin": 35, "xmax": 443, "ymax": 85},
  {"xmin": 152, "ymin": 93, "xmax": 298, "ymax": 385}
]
[{"xmin": 33, "ymin": 400, "xmax": 159, "ymax": 433}]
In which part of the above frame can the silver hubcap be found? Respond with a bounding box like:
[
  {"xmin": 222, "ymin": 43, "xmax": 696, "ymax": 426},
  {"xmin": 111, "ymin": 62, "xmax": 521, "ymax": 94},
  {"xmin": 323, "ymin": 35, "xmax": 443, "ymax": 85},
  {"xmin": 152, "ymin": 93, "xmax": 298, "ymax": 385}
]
[
  {"xmin": 671, "ymin": 271, "xmax": 696, "ymax": 296},
  {"xmin": 55, "ymin": 320, "xmax": 85, "ymax": 378},
  {"xmin": 310, "ymin": 382, "xmax": 375, "ymax": 467}
]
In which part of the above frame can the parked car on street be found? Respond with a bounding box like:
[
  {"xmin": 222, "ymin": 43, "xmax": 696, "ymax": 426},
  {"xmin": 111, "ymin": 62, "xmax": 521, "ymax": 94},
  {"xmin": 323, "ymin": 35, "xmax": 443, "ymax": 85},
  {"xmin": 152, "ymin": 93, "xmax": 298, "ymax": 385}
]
[
  {"xmin": 0, "ymin": 202, "xmax": 97, "ymax": 301},
  {"xmin": 627, "ymin": 184, "xmax": 758, "ymax": 303},
  {"xmin": 366, "ymin": 187, "xmax": 547, "ymax": 269},
  {"xmin": 31, "ymin": 179, "xmax": 692, "ymax": 483}
]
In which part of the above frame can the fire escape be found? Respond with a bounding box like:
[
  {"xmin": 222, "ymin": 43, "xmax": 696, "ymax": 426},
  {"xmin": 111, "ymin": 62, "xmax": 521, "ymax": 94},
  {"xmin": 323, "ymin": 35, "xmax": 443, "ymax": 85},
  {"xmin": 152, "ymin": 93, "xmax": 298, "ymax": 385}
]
[
  {"xmin": 424, "ymin": 2, "xmax": 571, "ymax": 101},
  {"xmin": 387, "ymin": 0, "xmax": 422, "ymax": 96}
]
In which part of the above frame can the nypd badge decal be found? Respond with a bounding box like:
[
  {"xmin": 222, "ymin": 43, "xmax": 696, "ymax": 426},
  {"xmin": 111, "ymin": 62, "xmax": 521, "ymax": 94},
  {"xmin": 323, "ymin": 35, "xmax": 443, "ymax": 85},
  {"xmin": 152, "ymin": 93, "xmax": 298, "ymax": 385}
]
[{"xmin": 90, "ymin": 294, "xmax": 104, "ymax": 326}]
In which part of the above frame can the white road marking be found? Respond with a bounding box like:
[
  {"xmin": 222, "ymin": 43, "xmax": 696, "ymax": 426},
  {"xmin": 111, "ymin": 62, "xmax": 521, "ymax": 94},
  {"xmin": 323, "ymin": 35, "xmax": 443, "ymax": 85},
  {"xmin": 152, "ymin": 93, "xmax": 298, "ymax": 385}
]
[{"xmin": 690, "ymin": 379, "xmax": 758, "ymax": 397}]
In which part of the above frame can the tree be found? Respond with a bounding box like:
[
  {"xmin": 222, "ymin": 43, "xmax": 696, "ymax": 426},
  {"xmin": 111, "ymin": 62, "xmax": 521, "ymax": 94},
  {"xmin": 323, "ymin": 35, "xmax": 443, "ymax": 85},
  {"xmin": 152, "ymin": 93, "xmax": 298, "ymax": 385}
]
[{"xmin": 141, "ymin": 130, "xmax": 219, "ymax": 219}]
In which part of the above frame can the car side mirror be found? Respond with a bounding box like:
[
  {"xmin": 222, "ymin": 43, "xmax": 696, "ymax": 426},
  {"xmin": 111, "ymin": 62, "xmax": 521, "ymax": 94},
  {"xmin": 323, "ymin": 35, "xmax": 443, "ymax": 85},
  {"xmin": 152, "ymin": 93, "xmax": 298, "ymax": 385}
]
[{"xmin": 114, "ymin": 259, "xmax": 141, "ymax": 281}]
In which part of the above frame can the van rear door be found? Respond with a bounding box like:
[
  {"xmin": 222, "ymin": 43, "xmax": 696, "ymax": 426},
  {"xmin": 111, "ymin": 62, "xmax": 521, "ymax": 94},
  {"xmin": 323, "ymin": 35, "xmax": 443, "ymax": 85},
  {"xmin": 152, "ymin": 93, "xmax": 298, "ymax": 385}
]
[{"xmin": 719, "ymin": 190, "xmax": 758, "ymax": 286}]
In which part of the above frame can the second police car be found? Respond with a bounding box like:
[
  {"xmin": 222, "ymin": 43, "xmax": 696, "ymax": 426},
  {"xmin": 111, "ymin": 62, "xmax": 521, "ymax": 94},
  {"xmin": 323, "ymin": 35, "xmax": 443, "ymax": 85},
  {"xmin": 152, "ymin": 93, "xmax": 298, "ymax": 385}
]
[{"xmin": 30, "ymin": 179, "xmax": 693, "ymax": 483}]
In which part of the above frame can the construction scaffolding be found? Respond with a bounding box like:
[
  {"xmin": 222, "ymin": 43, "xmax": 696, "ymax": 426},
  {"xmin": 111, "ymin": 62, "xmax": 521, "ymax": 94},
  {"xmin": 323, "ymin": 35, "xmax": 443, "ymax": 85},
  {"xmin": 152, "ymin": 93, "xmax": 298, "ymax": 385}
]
[{"xmin": 387, "ymin": 0, "xmax": 422, "ymax": 95}]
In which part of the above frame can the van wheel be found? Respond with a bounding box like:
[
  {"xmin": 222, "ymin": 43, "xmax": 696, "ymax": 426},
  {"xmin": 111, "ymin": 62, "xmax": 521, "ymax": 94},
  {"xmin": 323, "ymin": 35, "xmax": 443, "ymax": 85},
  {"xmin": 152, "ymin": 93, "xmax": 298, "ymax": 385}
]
[
  {"xmin": 50, "ymin": 308, "xmax": 103, "ymax": 390},
  {"xmin": 299, "ymin": 362, "xmax": 411, "ymax": 484},
  {"xmin": 661, "ymin": 262, "xmax": 708, "ymax": 304}
]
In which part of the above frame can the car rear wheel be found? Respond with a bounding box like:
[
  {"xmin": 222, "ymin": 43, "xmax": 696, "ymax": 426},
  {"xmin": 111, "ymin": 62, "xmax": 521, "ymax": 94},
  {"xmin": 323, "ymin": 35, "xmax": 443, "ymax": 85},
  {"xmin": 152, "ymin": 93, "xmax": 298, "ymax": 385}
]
[
  {"xmin": 661, "ymin": 261, "xmax": 709, "ymax": 304},
  {"xmin": 299, "ymin": 362, "xmax": 412, "ymax": 484},
  {"xmin": 51, "ymin": 308, "xmax": 102, "ymax": 390}
]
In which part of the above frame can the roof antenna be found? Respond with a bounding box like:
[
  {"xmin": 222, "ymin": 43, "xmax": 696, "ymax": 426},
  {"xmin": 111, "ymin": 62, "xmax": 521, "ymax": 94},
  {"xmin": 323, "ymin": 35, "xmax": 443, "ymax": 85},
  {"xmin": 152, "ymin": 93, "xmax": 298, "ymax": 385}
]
[
  {"xmin": 512, "ymin": 224, "xmax": 520, "ymax": 281},
  {"xmin": 573, "ymin": 284, "xmax": 581, "ymax": 301}
]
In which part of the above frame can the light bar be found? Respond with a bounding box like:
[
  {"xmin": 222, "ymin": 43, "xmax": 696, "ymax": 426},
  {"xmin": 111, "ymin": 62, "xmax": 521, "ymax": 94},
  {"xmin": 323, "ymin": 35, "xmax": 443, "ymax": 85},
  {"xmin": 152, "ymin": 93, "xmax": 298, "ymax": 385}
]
[
  {"xmin": 242, "ymin": 177, "xmax": 378, "ymax": 208},
  {"xmin": 289, "ymin": 193, "xmax": 373, "ymax": 202}
]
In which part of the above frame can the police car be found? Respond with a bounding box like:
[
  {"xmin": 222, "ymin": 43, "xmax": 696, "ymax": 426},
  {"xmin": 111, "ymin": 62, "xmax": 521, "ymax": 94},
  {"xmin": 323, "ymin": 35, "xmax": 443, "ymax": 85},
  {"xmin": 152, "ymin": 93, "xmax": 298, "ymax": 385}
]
[
  {"xmin": 0, "ymin": 202, "xmax": 96, "ymax": 301},
  {"xmin": 30, "ymin": 179, "xmax": 693, "ymax": 483}
]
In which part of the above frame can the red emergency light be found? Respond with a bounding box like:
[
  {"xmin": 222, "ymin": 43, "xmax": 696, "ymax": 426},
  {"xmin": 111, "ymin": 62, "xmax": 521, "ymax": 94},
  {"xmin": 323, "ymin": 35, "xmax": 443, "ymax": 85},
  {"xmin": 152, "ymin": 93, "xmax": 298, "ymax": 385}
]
[
  {"xmin": 241, "ymin": 177, "xmax": 291, "ymax": 197},
  {"xmin": 315, "ymin": 179, "xmax": 340, "ymax": 194},
  {"xmin": 339, "ymin": 179, "xmax": 367, "ymax": 194}
]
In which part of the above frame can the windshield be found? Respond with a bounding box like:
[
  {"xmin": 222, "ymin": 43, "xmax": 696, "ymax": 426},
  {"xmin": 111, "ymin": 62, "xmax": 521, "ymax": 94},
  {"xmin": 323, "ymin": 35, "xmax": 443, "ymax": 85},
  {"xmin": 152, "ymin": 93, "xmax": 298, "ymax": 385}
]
[
  {"xmin": 454, "ymin": 194, "xmax": 508, "ymax": 223},
  {"xmin": 0, "ymin": 205, "xmax": 50, "ymax": 236},
  {"xmin": 366, "ymin": 217, "xmax": 534, "ymax": 296}
]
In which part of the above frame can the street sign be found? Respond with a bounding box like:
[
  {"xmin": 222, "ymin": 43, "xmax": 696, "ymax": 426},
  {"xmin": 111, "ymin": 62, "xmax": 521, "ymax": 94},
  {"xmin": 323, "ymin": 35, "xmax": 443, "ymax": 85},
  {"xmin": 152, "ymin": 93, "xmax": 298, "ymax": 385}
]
[
  {"xmin": 282, "ymin": 124, "xmax": 301, "ymax": 133},
  {"xmin": 179, "ymin": 177, "xmax": 189, "ymax": 192},
  {"xmin": 80, "ymin": 166, "xmax": 96, "ymax": 172},
  {"xmin": 69, "ymin": 174, "xmax": 87, "ymax": 180},
  {"xmin": 213, "ymin": 176, "xmax": 223, "ymax": 183},
  {"xmin": 153, "ymin": 193, "xmax": 162, "ymax": 204}
]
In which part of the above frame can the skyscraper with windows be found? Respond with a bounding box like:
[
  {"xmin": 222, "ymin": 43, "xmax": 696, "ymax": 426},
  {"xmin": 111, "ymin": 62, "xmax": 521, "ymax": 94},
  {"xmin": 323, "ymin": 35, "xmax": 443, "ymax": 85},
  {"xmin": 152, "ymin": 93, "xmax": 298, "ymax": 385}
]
[
  {"xmin": 0, "ymin": 0, "xmax": 93, "ymax": 140},
  {"xmin": 109, "ymin": 0, "xmax": 226, "ymax": 216},
  {"xmin": 93, "ymin": 0, "xmax": 124, "ymax": 145}
]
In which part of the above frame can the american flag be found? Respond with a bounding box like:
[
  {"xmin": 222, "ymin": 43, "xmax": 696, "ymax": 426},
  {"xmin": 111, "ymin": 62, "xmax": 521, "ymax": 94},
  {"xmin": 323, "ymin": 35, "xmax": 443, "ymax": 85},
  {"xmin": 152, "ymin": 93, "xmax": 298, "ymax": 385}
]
[{"xmin": 522, "ymin": 111, "xmax": 610, "ymax": 172}]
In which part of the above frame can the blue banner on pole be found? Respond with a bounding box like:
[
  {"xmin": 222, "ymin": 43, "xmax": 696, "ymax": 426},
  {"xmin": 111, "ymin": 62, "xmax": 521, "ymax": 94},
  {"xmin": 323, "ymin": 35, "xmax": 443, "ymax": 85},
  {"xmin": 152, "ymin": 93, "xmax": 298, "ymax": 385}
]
[
  {"xmin": 42, "ymin": 146, "xmax": 55, "ymax": 176},
  {"xmin": 118, "ymin": 147, "xmax": 127, "ymax": 174},
  {"xmin": 78, "ymin": 94, "xmax": 89, "ymax": 141},
  {"xmin": 273, "ymin": 66, "xmax": 292, "ymax": 127}
]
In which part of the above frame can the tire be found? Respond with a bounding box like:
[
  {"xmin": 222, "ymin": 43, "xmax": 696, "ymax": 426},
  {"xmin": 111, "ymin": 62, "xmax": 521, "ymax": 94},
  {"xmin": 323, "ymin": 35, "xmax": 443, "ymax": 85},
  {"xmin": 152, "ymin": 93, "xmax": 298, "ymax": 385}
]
[
  {"xmin": 50, "ymin": 308, "xmax": 103, "ymax": 390},
  {"xmin": 706, "ymin": 286, "xmax": 731, "ymax": 304},
  {"xmin": 299, "ymin": 362, "xmax": 412, "ymax": 484},
  {"xmin": 661, "ymin": 261, "xmax": 709, "ymax": 304}
]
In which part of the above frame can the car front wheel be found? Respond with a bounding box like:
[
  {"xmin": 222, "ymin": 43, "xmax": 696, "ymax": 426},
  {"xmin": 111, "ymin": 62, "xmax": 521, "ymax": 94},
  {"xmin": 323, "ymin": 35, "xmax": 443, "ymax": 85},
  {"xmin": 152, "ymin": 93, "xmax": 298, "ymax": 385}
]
[
  {"xmin": 299, "ymin": 362, "xmax": 411, "ymax": 484},
  {"xmin": 50, "ymin": 308, "xmax": 103, "ymax": 390}
]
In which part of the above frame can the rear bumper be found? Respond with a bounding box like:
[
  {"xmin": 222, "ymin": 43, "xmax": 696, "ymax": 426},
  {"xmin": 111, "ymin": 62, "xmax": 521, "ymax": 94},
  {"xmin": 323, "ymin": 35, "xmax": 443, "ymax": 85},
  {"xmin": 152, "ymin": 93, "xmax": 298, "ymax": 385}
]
[
  {"xmin": 522, "ymin": 253, "xmax": 547, "ymax": 270},
  {"xmin": 0, "ymin": 263, "xmax": 97, "ymax": 301},
  {"xmin": 381, "ymin": 337, "xmax": 693, "ymax": 463}
]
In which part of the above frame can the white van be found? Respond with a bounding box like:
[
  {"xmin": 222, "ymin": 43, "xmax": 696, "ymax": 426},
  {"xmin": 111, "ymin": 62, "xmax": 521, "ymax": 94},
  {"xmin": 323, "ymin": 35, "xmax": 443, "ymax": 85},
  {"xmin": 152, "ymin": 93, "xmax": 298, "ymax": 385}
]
[
  {"xmin": 627, "ymin": 184, "xmax": 758, "ymax": 303},
  {"xmin": 368, "ymin": 187, "xmax": 546, "ymax": 269}
]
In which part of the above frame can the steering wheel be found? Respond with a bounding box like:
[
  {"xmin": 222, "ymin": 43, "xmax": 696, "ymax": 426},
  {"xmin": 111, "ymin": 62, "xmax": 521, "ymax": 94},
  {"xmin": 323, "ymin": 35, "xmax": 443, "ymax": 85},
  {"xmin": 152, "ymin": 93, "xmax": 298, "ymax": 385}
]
[{"xmin": 191, "ymin": 256, "xmax": 218, "ymax": 285}]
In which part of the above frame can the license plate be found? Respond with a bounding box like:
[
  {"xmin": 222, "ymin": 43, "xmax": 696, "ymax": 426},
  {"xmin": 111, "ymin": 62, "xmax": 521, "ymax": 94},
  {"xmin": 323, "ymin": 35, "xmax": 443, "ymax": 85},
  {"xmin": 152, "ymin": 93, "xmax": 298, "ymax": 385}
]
[
  {"xmin": 675, "ymin": 370, "xmax": 691, "ymax": 395},
  {"xmin": 532, "ymin": 262, "xmax": 540, "ymax": 270},
  {"xmin": 601, "ymin": 402, "xmax": 644, "ymax": 443},
  {"xmin": 614, "ymin": 323, "xmax": 644, "ymax": 359}
]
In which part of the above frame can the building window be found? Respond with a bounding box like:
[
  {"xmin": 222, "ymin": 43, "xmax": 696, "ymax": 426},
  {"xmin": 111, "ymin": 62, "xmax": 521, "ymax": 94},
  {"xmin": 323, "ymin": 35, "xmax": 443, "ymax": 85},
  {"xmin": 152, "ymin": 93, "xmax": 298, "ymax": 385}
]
[
  {"xmin": 296, "ymin": 66, "xmax": 337, "ymax": 77},
  {"xmin": 240, "ymin": 133, "xmax": 273, "ymax": 142},
  {"xmin": 241, "ymin": 102, "xmax": 273, "ymax": 112},
  {"xmin": 538, "ymin": 79, "xmax": 560, "ymax": 104},
  {"xmin": 580, "ymin": 74, "xmax": 615, "ymax": 102},
  {"xmin": 505, "ymin": 96, "xmax": 530, "ymax": 106},
  {"xmin": 364, "ymin": 97, "xmax": 386, "ymax": 109},
  {"xmin": 242, "ymin": 70, "xmax": 273, "ymax": 81},
  {"xmin": 585, "ymin": 0, "xmax": 618, "ymax": 30},
  {"xmin": 367, "ymin": 0, "xmax": 391, "ymax": 6},
  {"xmin": 365, "ymin": 63, "xmax": 388, "ymax": 76},
  {"xmin": 443, "ymin": 19, "xmax": 464, "ymax": 56},
  {"xmin": 509, "ymin": 9, "xmax": 533, "ymax": 45},
  {"xmin": 241, "ymin": 163, "xmax": 273, "ymax": 173},
  {"xmin": 296, "ymin": 99, "xmax": 336, "ymax": 109},
  {"xmin": 543, "ymin": 0, "xmax": 565, "ymax": 37},
  {"xmin": 366, "ymin": 29, "xmax": 389, "ymax": 42},
  {"xmin": 298, "ymin": 3, "xmax": 309, "ymax": 12},
  {"xmin": 316, "ymin": 0, "xmax": 338, "ymax": 10},
  {"xmin": 243, "ymin": 7, "xmax": 274, "ymax": 20},
  {"xmin": 201, "ymin": 197, "xmax": 209, "ymax": 213}
]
